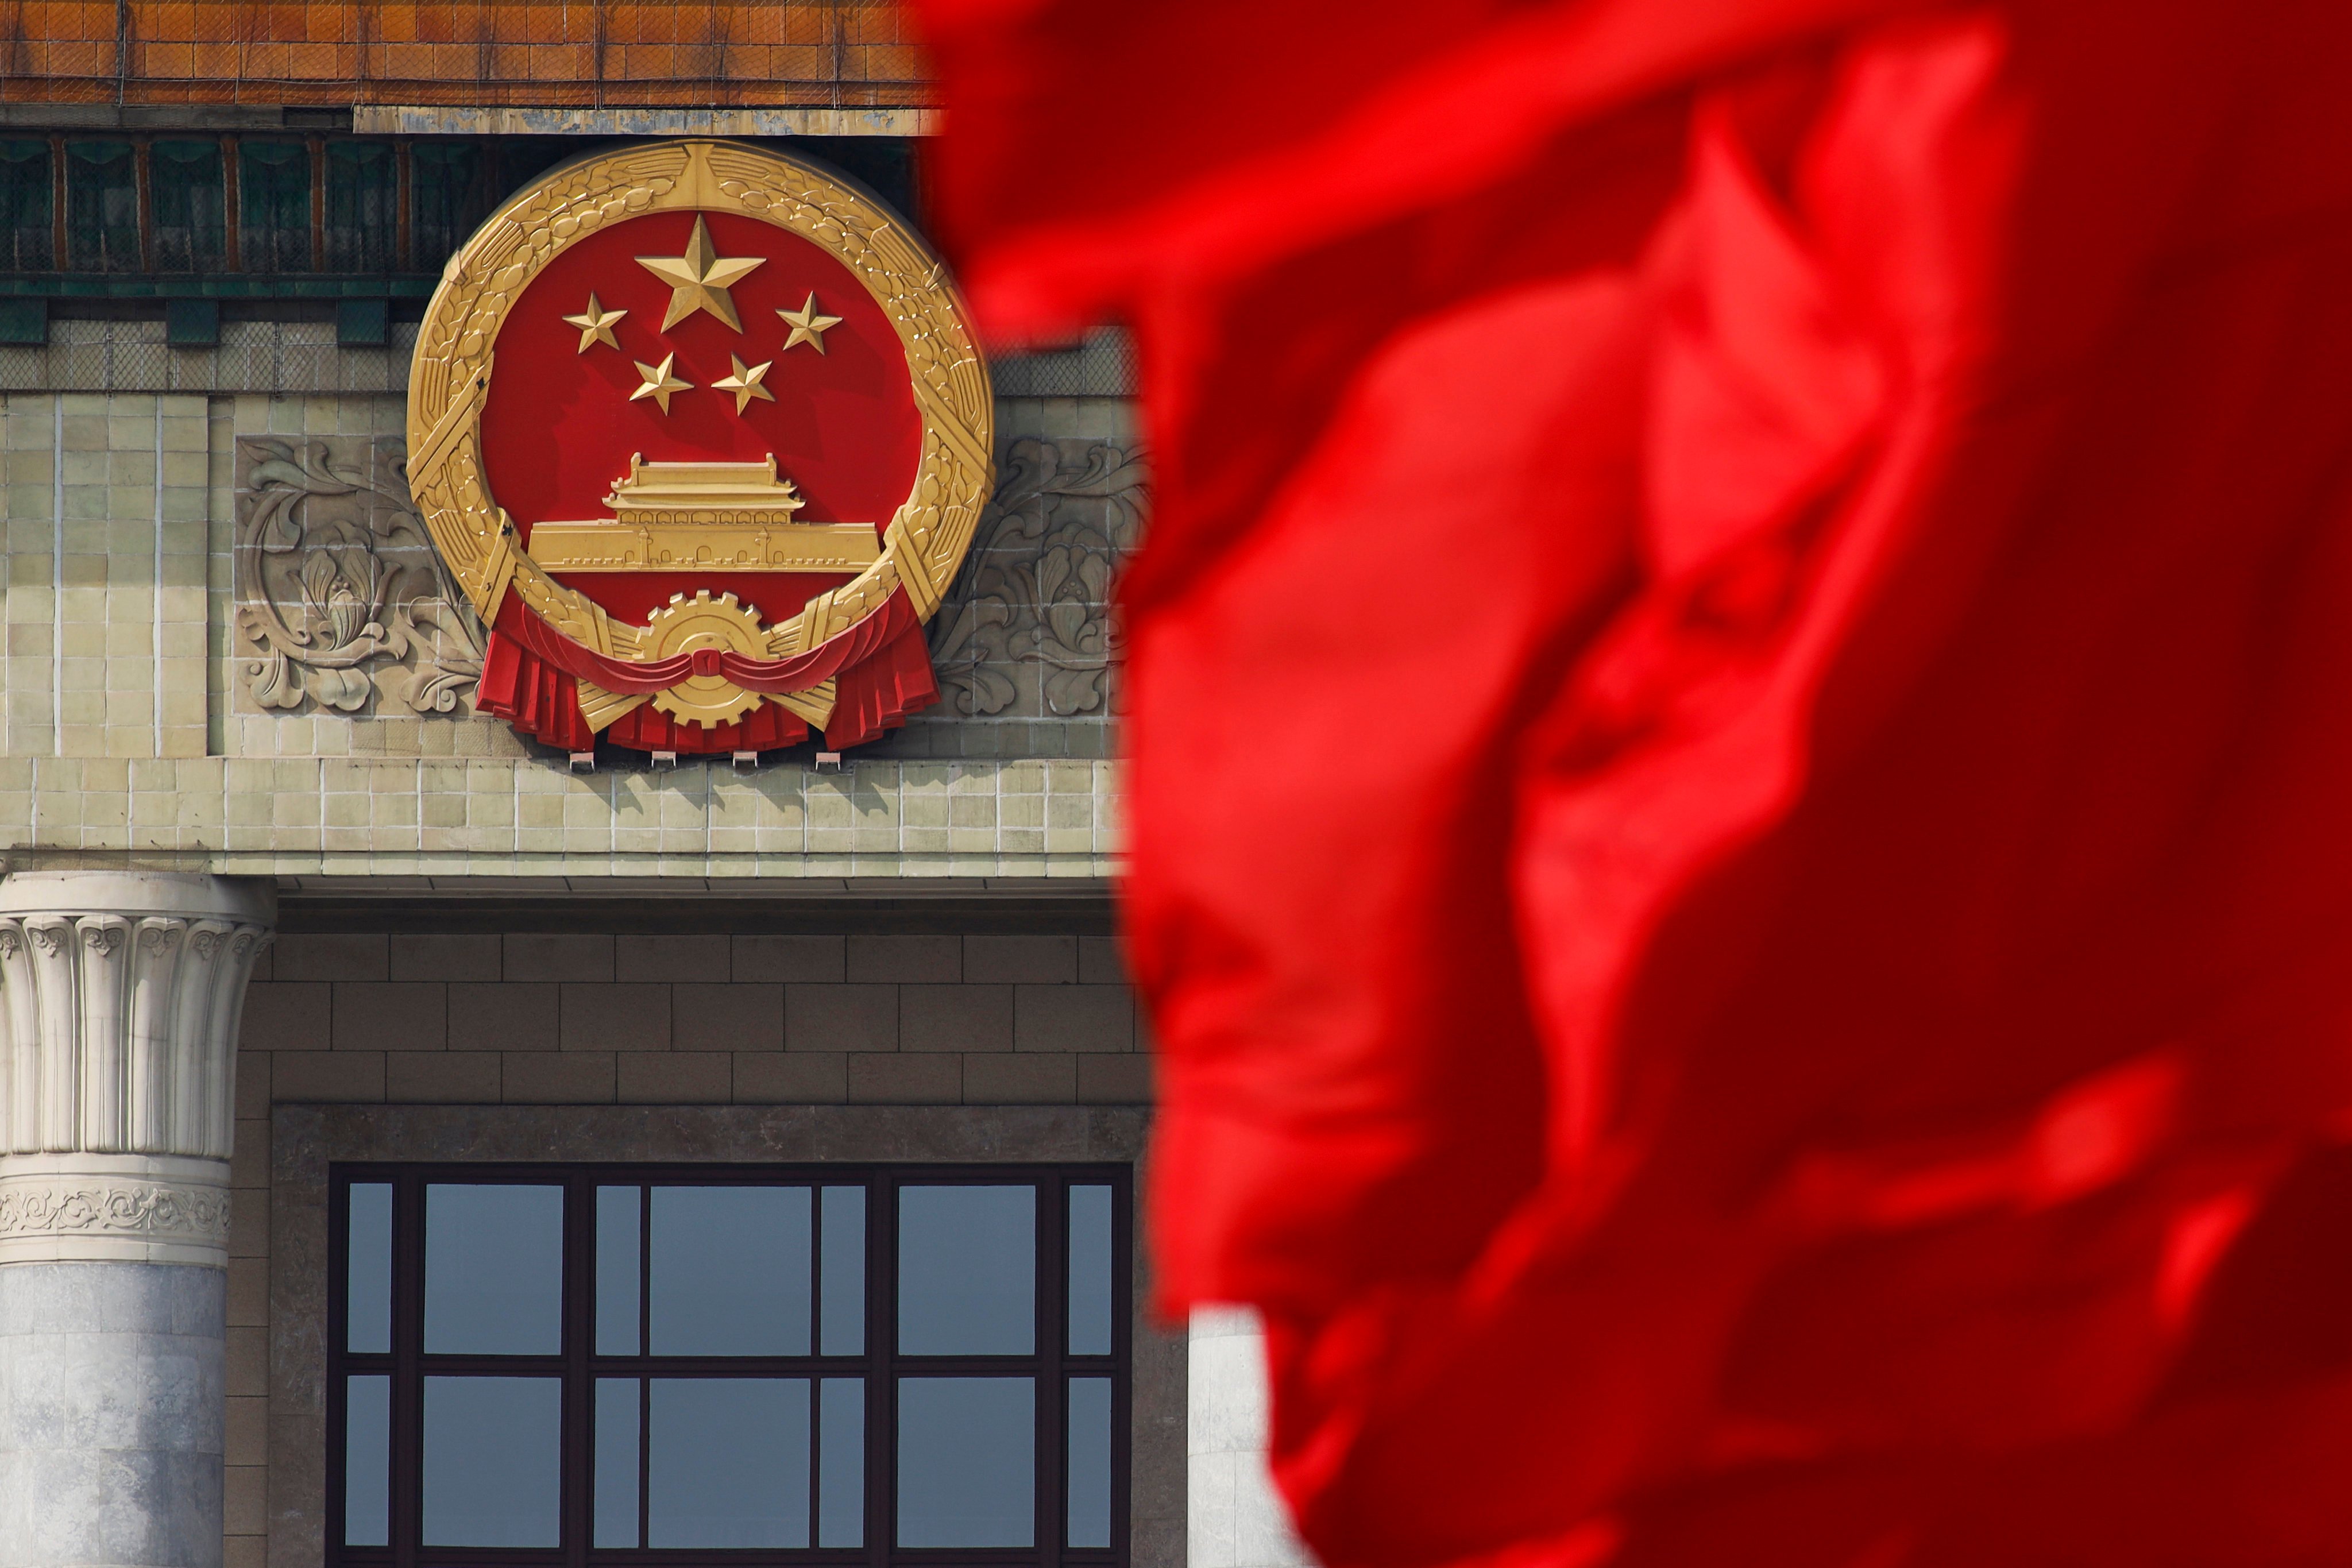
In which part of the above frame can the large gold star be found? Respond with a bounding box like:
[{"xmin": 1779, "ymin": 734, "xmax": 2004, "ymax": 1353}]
[
  {"xmin": 777, "ymin": 292, "xmax": 843, "ymax": 354},
  {"xmin": 628, "ymin": 353, "xmax": 693, "ymax": 415},
  {"xmin": 711, "ymin": 354, "xmax": 776, "ymax": 415},
  {"xmin": 561, "ymin": 292, "xmax": 627, "ymax": 353},
  {"xmin": 636, "ymin": 216, "xmax": 764, "ymax": 333}
]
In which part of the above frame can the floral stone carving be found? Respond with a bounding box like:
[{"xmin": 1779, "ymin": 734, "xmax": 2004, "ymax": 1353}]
[
  {"xmin": 929, "ymin": 438, "xmax": 1148, "ymax": 719},
  {"xmin": 233, "ymin": 436, "xmax": 486, "ymax": 717}
]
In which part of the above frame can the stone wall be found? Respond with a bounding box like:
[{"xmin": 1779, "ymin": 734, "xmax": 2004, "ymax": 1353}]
[
  {"xmin": 0, "ymin": 386, "xmax": 1140, "ymax": 882},
  {"xmin": 225, "ymin": 922, "xmax": 1152, "ymax": 1568}
]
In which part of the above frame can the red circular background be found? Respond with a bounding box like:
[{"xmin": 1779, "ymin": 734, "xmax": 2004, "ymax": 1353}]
[{"xmin": 478, "ymin": 208, "xmax": 922, "ymax": 628}]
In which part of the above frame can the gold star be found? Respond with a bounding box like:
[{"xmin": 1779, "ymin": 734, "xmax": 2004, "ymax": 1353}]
[
  {"xmin": 710, "ymin": 354, "xmax": 776, "ymax": 415},
  {"xmin": 628, "ymin": 353, "xmax": 693, "ymax": 415},
  {"xmin": 777, "ymin": 292, "xmax": 843, "ymax": 354},
  {"xmin": 561, "ymin": 292, "xmax": 626, "ymax": 353},
  {"xmin": 636, "ymin": 215, "xmax": 764, "ymax": 333}
]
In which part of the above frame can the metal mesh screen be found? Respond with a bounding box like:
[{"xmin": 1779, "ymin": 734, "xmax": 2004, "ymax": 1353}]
[{"xmin": 0, "ymin": 2, "xmax": 926, "ymax": 106}]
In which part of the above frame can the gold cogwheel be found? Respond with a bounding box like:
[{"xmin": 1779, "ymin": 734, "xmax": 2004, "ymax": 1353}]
[{"xmin": 642, "ymin": 589, "xmax": 768, "ymax": 728}]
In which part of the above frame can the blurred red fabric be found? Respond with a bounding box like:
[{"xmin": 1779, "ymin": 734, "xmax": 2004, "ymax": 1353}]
[{"xmin": 912, "ymin": 2, "xmax": 2352, "ymax": 1563}]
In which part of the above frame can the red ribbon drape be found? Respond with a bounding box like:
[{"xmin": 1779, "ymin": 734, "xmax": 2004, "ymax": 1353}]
[{"xmin": 475, "ymin": 590, "xmax": 940, "ymax": 754}]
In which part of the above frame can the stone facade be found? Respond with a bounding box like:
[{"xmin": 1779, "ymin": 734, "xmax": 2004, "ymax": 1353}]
[{"xmin": 0, "ymin": 388, "xmax": 1136, "ymax": 882}]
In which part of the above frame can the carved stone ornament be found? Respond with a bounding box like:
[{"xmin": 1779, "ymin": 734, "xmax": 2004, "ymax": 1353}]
[
  {"xmin": 404, "ymin": 137, "xmax": 993, "ymax": 746},
  {"xmin": 234, "ymin": 435, "xmax": 488, "ymax": 716},
  {"xmin": 930, "ymin": 438, "xmax": 1147, "ymax": 719},
  {"xmin": 0, "ymin": 1153, "xmax": 233, "ymax": 1266}
]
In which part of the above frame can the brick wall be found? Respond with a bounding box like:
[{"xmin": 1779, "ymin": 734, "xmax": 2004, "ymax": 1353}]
[{"xmin": 223, "ymin": 925, "xmax": 1150, "ymax": 1568}]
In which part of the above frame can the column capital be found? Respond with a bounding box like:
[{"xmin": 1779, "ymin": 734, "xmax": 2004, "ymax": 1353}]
[{"xmin": 0, "ymin": 873, "xmax": 275, "ymax": 1266}]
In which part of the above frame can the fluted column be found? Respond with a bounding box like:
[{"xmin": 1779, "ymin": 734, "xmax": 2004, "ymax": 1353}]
[
  {"xmin": 1189, "ymin": 1308, "xmax": 1315, "ymax": 1568},
  {"xmin": 0, "ymin": 872, "xmax": 274, "ymax": 1568}
]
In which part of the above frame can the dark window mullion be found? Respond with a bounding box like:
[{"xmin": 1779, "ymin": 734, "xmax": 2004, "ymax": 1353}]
[
  {"xmin": 329, "ymin": 1173, "xmax": 352, "ymax": 1557},
  {"xmin": 638, "ymin": 1185, "xmax": 650, "ymax": 1551},
  {"xmin": 564, "ymin": 1176, "xmax": 593, "ymax": 1568},
  {"xmin": 868, "ymin": 1171, "xmax": 894, "ymax": 1568},
  {"xmin": 1112, "ymin": 1168, "xmax": 1133, "ymax": 1562},
  {"xmin": 393, "ymin": 1171, "xmax": 426, "ymax": 1568},
  {"xmin": 1038, "ymin": 1178, "xmax": 1063, "ymax": 1568}
]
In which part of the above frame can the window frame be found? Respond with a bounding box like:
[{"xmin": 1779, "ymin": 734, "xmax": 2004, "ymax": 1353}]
[{"xmin": 327, "ymin": 1162, "xmax": 1133, "ymax": 1568}]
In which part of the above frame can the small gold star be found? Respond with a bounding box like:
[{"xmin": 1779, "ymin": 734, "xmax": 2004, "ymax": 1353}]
[
  {"xmin": 636, "ymin": 216, "xmax": 765, "ymax": 333},
  {"xmin": 710, "ymin": 354, "xmax": 776, "ymax": 415},
  {"xmin": 628, "ymin": 353, "xmax": 693, "ymax": 415},
  {"xmin": 777, "ymin": 292, "xmax": 843, "ymax": 354},
  {"xmin": 561, "ymin": 293, "xmax": 627, "ymax": 353}
]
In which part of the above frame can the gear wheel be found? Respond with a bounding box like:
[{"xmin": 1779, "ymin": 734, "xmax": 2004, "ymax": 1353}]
[{"xmin": 642, "ymin": 589, "xmax": 768, "ymax": 728}]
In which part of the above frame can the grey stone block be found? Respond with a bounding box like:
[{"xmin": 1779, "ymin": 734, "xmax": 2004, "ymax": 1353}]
[
  {"xmin": 616, "ymin": 933, "xmax": 731, "ymax": 982},
  {"xmin": 269, "ymin": 1051, "xmax": 384, "ymax": 1102},
  {"xmin": 1077, "ymin": 1055, "xmax": 1153, "ymax": 1104},
  {"xmin": 447, "ymin": 982, "xmax": 557, "ymax": 1052},
  {"xmin": 502, "ymin": 933, "xmax": 614, "ymax": 982},
  {"xmin": 1015, "ymin": 984, "xmax": 1134, "ymax": 1053},
  {"xmin": 731, "ymin": 1052, "xmax": 848, "ymax": 1103},
  {"xmin": 269, "ymin": 933, "xmax": 385, "ymax": 982},
  {"xmin": 785, "ymin": 984, "xmax": 897, "ymax": 1052},
  {"xmin": 237, "ymin": 983, "xmax": 329, "ymax": 1052},
  {"xmin": 1077, "ymin": 936, "xmax": 1130, "ymax": 986},
  {"xmin": 845, "ymin": 934, "xmax": 960, "ymax": 982},
  {"xmin": 963, "ymin": 1052, "xmax": 1076, "ymax": 1103},
  {"xmin": 671, "ymin": 983, "xmax": 783, "ymax": 1052},
  {"xmin": 847, "ymin": 1053, "xmax": 960, "ymax": 1103},
  {"xmin": 731, "ymin": 934, "xmax": 845, "ymax": 982},
  {"xmin": 963, "ymin": 934, "xmax": 1077, "ymax": 984},
  {"xmin": 330, "ymin": 982, "xmax": 446, "ymax": 1052},
  {"xmin": 558, "ymin": 983, "xmax": 671, "ymax": 1051},
  {"xmin": 617, "ymin": 1052, "xmax": 732, "ymax": 1104},
  {"xmin": 388, "ymin": 933, "xmax": 502, "ymax": 982},
  {"xmin": 386, "ymin": 1052, "xmax": 501, "ymax": 1103},
  {"xmin": 501, "ymin": 1052, "xmax": 616, "ymax": 1104},
  {"xmin": 900, "ymin": 984, "xmax": 1014, "ymax": 1053}
]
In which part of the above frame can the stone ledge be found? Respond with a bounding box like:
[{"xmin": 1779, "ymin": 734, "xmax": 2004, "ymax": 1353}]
[{"xmin": 0, "ymin": 756, "xmax": 1122, "ymax": 879}]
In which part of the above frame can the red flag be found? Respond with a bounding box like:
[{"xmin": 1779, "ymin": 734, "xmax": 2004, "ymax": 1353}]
[{"xmin": 914, "ymin": 2, "xmax": 2352, "ymax": 1563}]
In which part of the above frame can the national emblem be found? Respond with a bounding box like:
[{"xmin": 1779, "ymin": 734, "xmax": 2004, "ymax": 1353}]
[{"xmin": 404, "ymin": 140, "xmax": 993, "ymax": 755}]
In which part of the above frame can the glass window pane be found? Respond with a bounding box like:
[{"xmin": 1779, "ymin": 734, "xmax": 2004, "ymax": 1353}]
[
  {"xmin": 342, "ymin": 1374, "xmax": 390, "ymax": 1547},
  {"xmin": 898, "ymin": 1185, "xmax": 1035, "ymax": 1355},
  {"xmin": 345, "ymin": 1182, "xmax": 392, "ymax": 1354},
  {"xmin": 895, "ymin": 1377, "xmax": 1034, "ymax": 1547},
  {"xmin": 410, "ymin": 141, "xmax": 487, "ymax": 266},
  {"xmin": 1068, "ymin": 1377, "xmax": 1113, "ymax": 1548},
  {"xmin": 424, "ymin": 1184, "xmax": 563, "ymax": 1355},
  {"xmin": 596, "ymin": 1185, "xmax": 641, "ymax": 1355},
  {"xmin": 817, "ymin": 1378, "xmax": 863, "ymax": 1548},
  {"xmin": 594, "ymin": 1378, "xmax": 640, "ymax": 1549},
  {"xmin": 820, "ymin": 1185, "xmax": 864, "ymax": 1356},
  {"xmin": 650, "ymin": 1186, "xmax": 811, "ymax": 1355},
  {"xmin": 0, "ymin": 141, "xmax": 52, "ymax": 271},
  {"xmin": 64, "ymin": 140, "xmax": 138, "ymax": 273},
  {"xmin": 238, "ymin": 139, "xmax": 311, "ymax": 272},
  {"xmin": 648, "ymin": 1378, "xmax": 810, "ymax": 1547},
  {"xmin": 150, "ymin": 140, "xmax": 224, "ymax": 271},
  {"xmin": 323, "ymin": 141, "xmax": 395, "ymax": 271},
  {"xmin": 420, "ymin": 1376, "xmax": 561, "ymax": 1547},
  {"xmin": 1068, "ymin": 1184, "xmax": 1114, "ymax": 1356}
]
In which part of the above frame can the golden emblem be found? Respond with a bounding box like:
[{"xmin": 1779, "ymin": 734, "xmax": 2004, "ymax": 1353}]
[{"xmin": 404, "ymin": 139, "xmax": 993, "ymax": 736}]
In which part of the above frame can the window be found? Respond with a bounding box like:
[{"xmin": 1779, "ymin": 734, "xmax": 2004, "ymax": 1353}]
[
  {"xmin": 332, "ymin": 1165, "xmax": 1130, "ymax": 1568},
  {"xmin": 325, "ymin": 140, "xmax": 397, "ymax": 272},
  {"xmin": 0, "ymin": 140, "xmax": 51, "ymax": 269},
  {"xmin": 239, "ymin": 138, "xmax": 311, "ymax": 272},
  {"xmin": 410, "ymin": 141, "xmax": 492, "ymax": 268},
  {"xmin": 65, "ymin": 138, "xmax": 139, "ymax": 272},
  {"xmin": 150, "ymin": 139, "xmax": 227, "ymax": 272}
]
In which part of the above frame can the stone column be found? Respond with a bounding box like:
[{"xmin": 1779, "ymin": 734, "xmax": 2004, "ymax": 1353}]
[
  {"xmin": 1189, "ymin": 1308, "xmax": 1315, "ymax": 1568},
  {"xmin": 0, "ymin": 872, "xmax": 273, "ymax": 1568}
]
